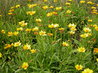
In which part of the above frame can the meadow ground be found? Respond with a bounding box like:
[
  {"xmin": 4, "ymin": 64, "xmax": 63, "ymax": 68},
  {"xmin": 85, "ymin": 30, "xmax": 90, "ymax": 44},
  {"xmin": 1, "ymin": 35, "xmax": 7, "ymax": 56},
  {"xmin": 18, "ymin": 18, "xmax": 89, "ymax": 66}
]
[{"xmin": 0, "ymin": 0, "xmax": 98, "ymax": 73}]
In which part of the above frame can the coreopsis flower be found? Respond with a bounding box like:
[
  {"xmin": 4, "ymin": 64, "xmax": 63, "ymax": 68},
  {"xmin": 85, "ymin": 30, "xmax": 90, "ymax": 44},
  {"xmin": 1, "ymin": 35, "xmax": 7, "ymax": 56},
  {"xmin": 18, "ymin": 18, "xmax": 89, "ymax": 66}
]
[
  {"xmin": 83, "ymin": 27, "xmax": 91, "ymax": 33},
  {"xmin": 87, "ymin": 1, "xmax": 94, "ymax": 5},
  {"xmin": 80, "ymin": 0, "xmax": 85, "ymax": 4},
  {"xmin": 18, "ymin": 21, "xmax": 27, "ymax": 27},
  {"xmin": 30, "ymin": 49, "xmax": 37, "ymax": 53},
  {"xmin": 82, "ymin": 68, "xmax": 93, "ymax": 73},
  {"xmin": 0, "ymin": 52, "xmax": 3, "ymax": 58},
  {"xmin": 96, "ymin": 58, "xmax": 98, "ymax": 62},
  {"xmin": 25, "ymin": 28, "xmax": 31, "ymax": 32},
  {"xmin": 43, "ymin": 0, "xmax": 47, "ymax": 2},
  {"xmin": 39, "ymin": 30, "xmax": 47, "ymax": 36},
  {"xmin": 62, "ymin": 41, "xmax": 69, "ymax": 47},
  {"xmin": 68, "ymin": 31, "xmax": 75, "ymax": 35},
  {"xmin": 68, "ymin": 0, "xmax": 72, "ymax": 1},
  {"xmin": 14, "ymin": 41, "xmax": 21, "ymax": 47},
  {"xmin": 91, "ymin": 6, "xmax": 96, "ymax": 10},
  {"xmin": 13, "ymin": 31, "xmax": 19, "ymax": 36},
  {"xmin": 26, "ymin": 11, "xmax": 36, "ymax": 15},
  {"xmin": 17, "ymin": 27, "xmax": 23, "ymax": 31},
  {"xmin": 8, "ymin": 13, "xmax": 13, "ymax": 15},
  {"xmin": 23, "ymin": 44, "xmax": 31, "ymax": 50},
  {"xmin": 8, "ymin": 32, "xmax": 13, "ymax": 36},
  {"xmin": 77, "ymin": 47, "xmax": 86, "ymax": 52},
  {"xmin": 59, "ymin": 28, "xmax": 64, "ymax": 31},
  {"xmin": 4, "ymin": 44, "xmax": 13, "ymax": 49},
  {"xmin": 93, "ymin": 48, "xmax": 98, "ymax": 53},
  {"xmin": 47, "ymin": 12, "xmax": 53, "ymax": 17},
  {"xmin": 48, "ymin": 24, "xmax": 59, "ymax": 28},
  {"xmin": 55, "ymin": 7, "xmax": 62, "ymax": 10},
  {"xmin": 22, "ymin": 62, "xmax": 29, "ymax": 70},
  {"xmin": 65, "ymin": 2, "xmax": 71, "ymax": 6},
  {"xmin": 75, "ymin": 65, "xmax": 83, "ymax": 70},
  {"xmin": 35, "ymin": 18, "xmax": 42, "ymax": 22},
  {"xmin": 66, "ymin": 10, "xmax": 71, "ymax": 13},
  {"xmin": 42, "ymin": 5, "xmax": 48, "ymax": 10},
  {"xmin": 1, "ymin": 30, "xmax": 5, "ymax": 34},
  {"xmin": 49, "ymin": 6, "xmax": 54, "ymax": 8},
  {"xmin": 68, "ymin": 23, "xmax": 76, "ymax": 28},
  {"xmin": 9, "ymin": 9, "xmax": 14, "ymax": 12},
  {"xmin": 47, "ymin": 33, "xmax": 53, "ymax": 36},
  {"xmin": 95, "ymin": 26, "xmax": 98, "ymax": 31},
  {"xmin": 54, "ymin": 0, "xmax": 58, "ymax": 2},
  {"xmin": 80, "ymin": 33, "xmax": 92, "ymax": 38},
  {"xmin": 15, "ymin": 4, "xmax": 20, "ymax": 8},
  {"xmin": 27, "ymin": 4, "xmax": 37, "ymax": 8},
  {"xmin": 88, "ymin": 19, "xmax": 92, "ymax": 22},
  {"xmin": 32, "ymin": 27, "xmax": 39, "ymax": 31}
]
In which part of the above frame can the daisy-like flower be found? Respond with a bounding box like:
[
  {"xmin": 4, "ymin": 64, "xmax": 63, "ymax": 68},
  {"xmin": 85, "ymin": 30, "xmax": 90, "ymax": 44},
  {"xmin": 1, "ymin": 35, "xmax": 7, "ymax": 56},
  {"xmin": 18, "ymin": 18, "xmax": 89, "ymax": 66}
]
[
  {"xmin": 22, "ymin": 62, "xmax": 29, "ymax": 70},
  {"xmin": 0, "ymin": 52, "xmax": 3, "ymax": 58},
  {"xmin": 23, "ymin": 44, "xmax": 31, "ymax": 50},
  {"xmin": 82, "ymin": 68, "xmax": 93, "ymax": 73},
  {"xmin": 77, "ymin": 47, "xmax": 86, "ymax": 52},
  {"xmin": 62, "ymin": 41, "xmax": 69, "ymax": 47},
  {"xmin": 14, "ymin": 41, "xmax": 21, "ymax": 47},
  {"xmin": 75, "ymin": 64, "xmax": 83, "ymax": 70}
]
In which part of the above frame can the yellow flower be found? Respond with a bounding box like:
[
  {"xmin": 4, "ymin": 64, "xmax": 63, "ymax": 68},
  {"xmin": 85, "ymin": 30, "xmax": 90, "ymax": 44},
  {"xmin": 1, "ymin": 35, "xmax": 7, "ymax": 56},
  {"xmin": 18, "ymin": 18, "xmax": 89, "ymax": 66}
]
[
  {"xmin": 80, "ymin": 33, "xmax": 92, "ymax": 38},
  {"xmin": 82, "ymin": 68, "xmax": 93, "ymax": 73},
  {"xmin": 62, "ymin": 42, "xmax": 69, "ymax": 47},
  {"xmin": 75, "ymin": 65, "xmax": 83, "ymax": 70},
  {"xmin": 43, "ymin": 0, "xmax": 47, "ymax": 2},
  {"xmin": 55, "ymin": 7, "xmax": 62, "ymax": 10},
  {"xmin": 27, "ymin": 4, "xmax": 37, "ymax": 8},
  {"xmin": 0, "ymin": 52, "xmax": 3, "ymax": 58},
  {"xmin": 13, "ymin": 31, "xmax": 19, "ymax": 36},
  {"xmin": 23, "ymin": 44, "xmax": 31, "ymax": 50},
  {"xmin": 39, "ymin": 30, "xmax": 47, "ymax": 36},
  {"xmin": 49, "ymin": 6, "xmax": 54, "ymax": 8},
  {"xmin": 30, "ymin": 49, "xmax": 37, "ymax": 53},
  {"xmin": 15, "ymin": 4, "xmax": 20, "ymax": 8},
  {"xmin": 1, "ymin": 30, "xmax": 5, "ymax": 34},
  {"xmin": 68, "ymin": 23, "xmax": 76, "ymax": 28},
  {"xmin": 14, "ymin": 41, "xmax": 21, "ymax": 47},
  {"xmin": 65, "ymin": 2, "xmax": 71, "ymax": 6},
  {"xmin": 42, "ymin": 5, "xmax": 48, "ymax": 10},
  {"xmin": 54, "ymin": 0, "xmax": 58, "ymax": 2},
  {"xmin": 22, "ymin": 62, "xmax": 29, "ymax": 70},
  {"xmin": 59, "ymin": 28, "xmax": 64, "ymax": 31},
  {"xmin": 8, "ymin": 32, "xmax": 13, "ymax": 36},
  {"xmin": 17, "ymin": 27, "xmax": 23, "ymax": 31},
  {"xmin": 66, "ymin": 10, "xmax": 71, "ymax": 13},
  {"xmin": 47, "ymin": 33, "xmax": 53, "ymax": 36},
  {"xmin": 87, "ymin": 1, "xmax": 94, "ymax": 5},
  {"xmin": 77, "ymin": 47, "xmax": 86, "ymax": 52},
  {"xmin": 88, "ymin": 19, "xmax": 92, "ymax": 22},
  {"xmin": 4, "ymin": 44, "xmax": 13, "ymax": 49},
  {"xmin": 93, "ymin": 48, "xmax": 98, "ymax": 53},
  {"xmin": 35, "ymin": 18, "xmax": 42, "ymax": 22},
  {"xmin": 68, "ymin": 31, "xmax": 75, "ymax": 35},
  {"xmin": 32, "ymin": 27, "xmax": 39, "ymax": 31},
  {"xmin": 83, "ymin": 27, "xmax": 91, "ymax": 33},
  {"xmin": 80, "ymin": 0, "xmax": 85, "ymax": 4},
  {"xmin": 26, "ymin": 11, "xmax": 36, "ymax": 15},
  {"xmin": 47, "ymin": 12, "xmax": 53, "ymax": 17},
  {"xmin": 8, "ymin": 13, "xmax": 13, "ymax": 15},
  {"xmin": 48, "ymin": 24, "xmax": 59, "ymax": 28},
  {"xmin": 25, "ymin": 28, "xmax": 31, "ymax": 32},
  {"xmin": 96, "ymin": 58, "xmax": 98, "ymax": 62},
  {"xmin": 19, "ymin": 21, "xmax": 27, "ymax": 27}
]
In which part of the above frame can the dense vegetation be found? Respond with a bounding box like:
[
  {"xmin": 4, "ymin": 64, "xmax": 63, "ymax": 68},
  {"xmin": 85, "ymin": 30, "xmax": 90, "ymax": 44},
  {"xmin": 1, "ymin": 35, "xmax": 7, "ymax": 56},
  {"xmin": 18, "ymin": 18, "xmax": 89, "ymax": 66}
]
[{"xmin": 0, "ymin": 0, "xmax": 98, "ymax": 73}]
